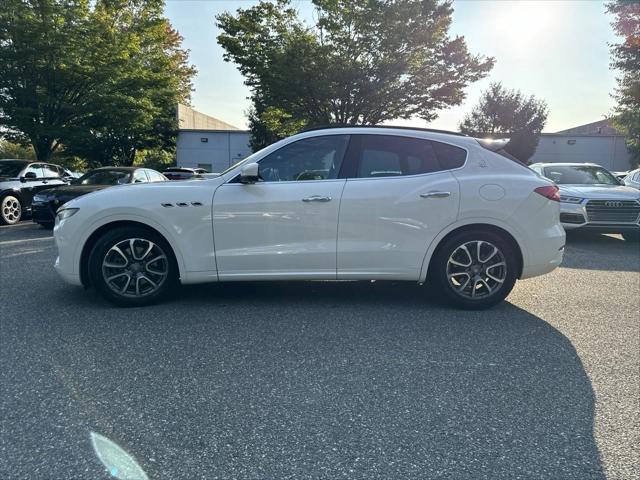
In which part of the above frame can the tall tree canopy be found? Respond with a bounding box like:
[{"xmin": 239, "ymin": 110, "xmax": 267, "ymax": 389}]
[
  {"xmin": 0, "ymin": 0, "xmax": 195, "ymax": 165},
  {"xmin": 459, "ymin": 83, "xmax": 548, "ymax": 162},
  {"xmin": 607, "ymin": 0, "xmax": 639, "ymax": 167},
  {"xmin": 217, "ymin": 0, "xmax": 494, "ymax": 150},
  {"xmin": 0, "ymin": 0, "xmax": 94, "ymax": 160}
]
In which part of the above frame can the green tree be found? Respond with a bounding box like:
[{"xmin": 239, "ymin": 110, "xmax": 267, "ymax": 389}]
[
  {"xmin": 67, "ymin": 0, "xmax": 196, "ymax": 166},
  {"xmin": 217, "ymin": 0, "xmax": 494, "ymax": 150},
  {"xmin": 0, "ymin": 0, "xmax": 96, "ymax": 161},
  {"xmin": 459, "ymin": 83, "xmax": 548, "ymax": 163},
  {"xmin": 0, "ymin": 0, "xmax": 195, "ymax": 166},
  {"xmin": 607, "ymin": 0, "xmax": 639, "ymax": 167}
]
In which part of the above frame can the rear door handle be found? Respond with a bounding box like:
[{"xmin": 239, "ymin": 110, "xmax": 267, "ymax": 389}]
[
  {"xmin": 302, "ymin": 195, "xmax": 332, "ymax": 202},
  {"xmin": 420, "ymin": 191, "xmax": 451, "ymax": 198}
]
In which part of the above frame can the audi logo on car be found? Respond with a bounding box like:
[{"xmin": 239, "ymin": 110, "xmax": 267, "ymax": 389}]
[{"xmin": 604, "ymin": 201, "xmax": 624, "ymax": 208}]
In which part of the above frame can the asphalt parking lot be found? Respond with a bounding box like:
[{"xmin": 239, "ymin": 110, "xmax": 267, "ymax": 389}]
[{"xmin": 0, "ymin": 222, "xmax": 638, "ymax": 480}]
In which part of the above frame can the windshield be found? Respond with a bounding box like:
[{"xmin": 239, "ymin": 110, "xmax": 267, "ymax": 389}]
[
  {"xmin": 0, "ymin": 161, "xmax": 28, "ymax": 178},
  {"xmin": 76, "ymin": 169, "xmax": 131, "ymax": 185},
  {"xmin": 543, "ymin": 165, "xmax": 619, "ymax": 185}
]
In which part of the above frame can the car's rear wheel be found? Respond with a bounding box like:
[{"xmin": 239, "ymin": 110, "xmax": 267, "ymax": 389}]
[
  {"xmin": 622, "ymin": 230, "xmax": 640, "ymax": 242},
  {"xmin": 88, "ymin": 226, "xmax": 178, "ymax": 307},
  {"xmin": 430, "ymin": 230, "xmax": 518, "ymax": 309},
  {"xmin": 1, "ymin": 195, "xmax": 22, "ymax": 225}
]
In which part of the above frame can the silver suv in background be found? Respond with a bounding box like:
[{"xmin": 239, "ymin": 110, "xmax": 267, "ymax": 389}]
[{"xmin": 530, "ymin": 162, "xmax": 640, "ymax": 242}]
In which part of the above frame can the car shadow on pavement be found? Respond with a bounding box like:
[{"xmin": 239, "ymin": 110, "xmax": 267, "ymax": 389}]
[
  {"xmin": 563, "ymin": 231, "xmax": 640, "ymax": 272},
  {"xmin": 62, "ymin": 280, "xmax": 604, "ymax": 480}
]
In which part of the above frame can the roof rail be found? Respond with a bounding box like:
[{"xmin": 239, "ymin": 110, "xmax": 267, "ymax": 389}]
[{"xmin": 299, "ymin": 124, "xmax": 468, "ymax": 137}]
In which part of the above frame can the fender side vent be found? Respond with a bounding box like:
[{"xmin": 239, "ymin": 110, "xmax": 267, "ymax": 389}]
[
  {"xmin": 176, "ymin": 202, "xmax": 189, "ymax": 207},
  {"xmin": 191, "ymin": 201, "xmax": 203, "ymax": 206},
  {"xmin": 161, "ymin": 203, "xmax": 174, "ymax": 208}
]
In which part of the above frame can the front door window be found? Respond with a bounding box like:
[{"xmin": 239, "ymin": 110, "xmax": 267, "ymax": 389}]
[{"xmin": 257, "ymin": 135, "xmax": 349, "ymax": 182}]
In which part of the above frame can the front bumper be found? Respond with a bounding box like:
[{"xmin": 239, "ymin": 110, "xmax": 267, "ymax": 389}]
[
  {"xmin": 31, "ymin": 201, "xmax": 56, "ymax": 224},
  {"xmin": 560, "ymin": 199, "xmax": 640, "ymax": 232},
  {"xmin": 54, "ymin": 255, "xmax": 82, "ymax": 286}
]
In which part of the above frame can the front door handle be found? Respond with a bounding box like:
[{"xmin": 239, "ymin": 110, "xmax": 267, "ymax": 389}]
[
  {"xmin": 302, "ymin": 195, "xmax": 332, "ymax": 202},
  {"xmin": 420, "ymin": 191, "xmax": 451, "ymax": 198}
]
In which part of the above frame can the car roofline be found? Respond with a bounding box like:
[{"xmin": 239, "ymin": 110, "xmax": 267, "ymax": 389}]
[{"xmin": 299, "ymin": 125, "xmax": 469, "ymax": 137}]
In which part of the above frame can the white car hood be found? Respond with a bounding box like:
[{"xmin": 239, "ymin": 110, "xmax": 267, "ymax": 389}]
[{"xmin": 559, "ymin": 184, "xmax": 640, "ymax": 200}]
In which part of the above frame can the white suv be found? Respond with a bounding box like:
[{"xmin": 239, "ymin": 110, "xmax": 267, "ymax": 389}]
[{"xmin": 53, "ymin": 127, "xmax": 565, "ymax": 309}]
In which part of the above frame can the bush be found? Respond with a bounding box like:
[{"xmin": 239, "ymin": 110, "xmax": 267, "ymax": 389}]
[{"xmin": 0, "ymin": 140, "xmax": 35, "ymax": 159}]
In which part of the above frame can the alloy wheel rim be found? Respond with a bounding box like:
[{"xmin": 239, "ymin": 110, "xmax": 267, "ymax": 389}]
[
  {"xmin": 101, "ymin": 238, "xmax": 168, "ymax": 298},
  {"xmin": 446, "ymin": 240, "xmax": 507, "ymax": 300},
  {"xmin": 2, "ymin": 196, "xmax": 21, "ymax": 224}
]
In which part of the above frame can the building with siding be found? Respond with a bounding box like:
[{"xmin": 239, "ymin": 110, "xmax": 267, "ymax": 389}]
[
  {"xmin": 529, "ymin": 120, "xmax": 632, "ymax": 171},
  {"xmin": 176, "ymin": 104, "xmax": 251, "ymax": 173}
]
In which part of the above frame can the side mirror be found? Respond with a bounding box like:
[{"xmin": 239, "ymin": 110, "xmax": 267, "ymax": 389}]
[
  {"xmin": 20, "ymin": 171, "xmax": 37, "ymax": 182},
  {"xmin": 239, "ymin": 163, "xmax": 260, "ymax": 184}
]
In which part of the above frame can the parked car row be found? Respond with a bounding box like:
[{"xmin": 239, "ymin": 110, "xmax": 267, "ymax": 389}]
[
  {"xmin": 3, "ymin": 132, "xmax": 638, "ymax": 310},
  {"xmin": 0, "ymin": 160, "xmax": 168, "ymax": 226}
]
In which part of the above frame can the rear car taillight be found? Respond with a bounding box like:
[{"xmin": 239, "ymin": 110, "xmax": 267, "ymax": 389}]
[{"xmin": 534, "ymin": 185, "xmax": 560, "ymax": 202}]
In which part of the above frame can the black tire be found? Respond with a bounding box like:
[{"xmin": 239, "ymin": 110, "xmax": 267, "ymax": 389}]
[
  {"xmin": 88, "ymin": 226, "xmax": 178, "ymax": 307},
  {"xmin": 0, "ymin": 194, "xmax": 23, "ymax": 225},
  {"xmin": 429, "ymin": 229, "xmax": 518, "ymax": 310},
  {"xmin": 622, "ymin": 230, "xmax": 640, "ymax": 242}
]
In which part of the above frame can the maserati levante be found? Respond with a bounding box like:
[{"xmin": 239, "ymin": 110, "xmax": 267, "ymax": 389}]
[{"xmin": 53, "ymin": 127, "xmax": 565, "ymax": 309}]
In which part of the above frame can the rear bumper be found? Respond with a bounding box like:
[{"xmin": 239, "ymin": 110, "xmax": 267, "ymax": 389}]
[{"xmin": 520, "ymin": 224, "xmax": 565, "ymax": 279}]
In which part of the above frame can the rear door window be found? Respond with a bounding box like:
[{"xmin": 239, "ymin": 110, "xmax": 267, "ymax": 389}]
[
  {"xmin": 146, "ymin": 170, "xmax": 166, "ymax": 182},
  {"xmin": 42, "ymin": 164, "xmax": 61, "ymax": 178},
  {"xmin": 132, "ymin": 170, "xmax": 148, "ymax": 183},
  {"xmin": 352, "ymin": 135, "xmax": 465, "ymax": 178}
]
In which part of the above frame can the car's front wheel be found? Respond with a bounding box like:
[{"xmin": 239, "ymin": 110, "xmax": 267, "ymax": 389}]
[
  {"xmin": 1, "ymin": 195, "xmax": 22, "ymax": 225},
  {"xmin": 88, "ymin": 226, "xmax": 178, "ymax": 307},
  {"xmin": 430, "ymin": 230, "xmax": 518, "ymax": 309}
]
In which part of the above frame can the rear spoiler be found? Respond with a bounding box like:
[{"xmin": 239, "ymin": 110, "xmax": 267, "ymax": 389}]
[
  {"xmin": 475, "ymin": 138, "xmax": 529, "ymax": 167},
  {"xmin": 476, "ymin": 138, "xmax": 509, "ymax": 151}
]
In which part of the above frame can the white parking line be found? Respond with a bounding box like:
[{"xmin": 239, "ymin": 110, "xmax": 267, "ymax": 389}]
[{"xmin": 0, "ymin": 236, "xmax": 53, "ymax": 246}]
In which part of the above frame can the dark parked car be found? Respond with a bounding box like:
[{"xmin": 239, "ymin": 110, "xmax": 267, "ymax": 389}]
[
  {"xmin": 162, "ymin": 167, "xmax": 208, "ymax": 180},
  {"xmin": 0, "ymin": 159, "xmax": 74, "ymax": 225},
  {"xmin": 31, "ymin": 167, "xmax": 167, "ymax": 228}
]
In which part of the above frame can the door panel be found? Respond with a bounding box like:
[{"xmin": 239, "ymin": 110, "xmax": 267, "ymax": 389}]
[
  {"xmin": 212, "ymin": 180, "xmax": 346, "ymax": 279},
  {"xmin": 338, "ymin": 173, "xmax": 459, "ymax": 279},
  {"xmin": 336, "ymin": 132, "xmax": 464, "ymax": 280}
]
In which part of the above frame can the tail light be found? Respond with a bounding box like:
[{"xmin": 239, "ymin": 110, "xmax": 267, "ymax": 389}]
[{"xmin": 534, "ymin": 185, "xmax": 560, "ymax": 202}]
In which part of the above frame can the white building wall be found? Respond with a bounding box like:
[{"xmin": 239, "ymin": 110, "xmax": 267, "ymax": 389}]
[
  {"xmin": 176, "ymin": 131, "xmax": 252, "ymax": 173},
  {"xmin": 529, "ymin": 135, "xmax": 632, "ymax": 171}
]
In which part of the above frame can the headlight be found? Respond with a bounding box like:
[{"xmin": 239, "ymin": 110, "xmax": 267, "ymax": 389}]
[
  {"xmin": 56, "ymin": 208, "xmax": 79, "ymax": 221},
  {"xmin": 559, "ymin": 196, "xmax": 583, "ymax": 203}
]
